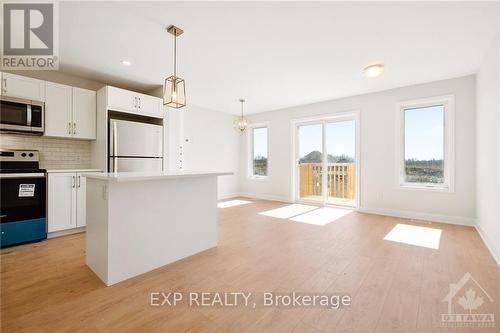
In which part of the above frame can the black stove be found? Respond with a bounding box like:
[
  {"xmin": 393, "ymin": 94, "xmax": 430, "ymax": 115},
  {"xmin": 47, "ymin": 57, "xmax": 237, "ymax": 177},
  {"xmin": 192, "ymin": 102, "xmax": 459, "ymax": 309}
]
[{"xmin": 0, "ymin": 149, "xmax": 47, "ymax": 247}]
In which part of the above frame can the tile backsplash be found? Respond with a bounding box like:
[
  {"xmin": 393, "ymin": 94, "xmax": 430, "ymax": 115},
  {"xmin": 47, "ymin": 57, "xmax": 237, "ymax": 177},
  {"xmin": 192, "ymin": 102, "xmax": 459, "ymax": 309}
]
[{"xmin": 0, "ymin": 134, "xmax": 92, "ymax": 170}]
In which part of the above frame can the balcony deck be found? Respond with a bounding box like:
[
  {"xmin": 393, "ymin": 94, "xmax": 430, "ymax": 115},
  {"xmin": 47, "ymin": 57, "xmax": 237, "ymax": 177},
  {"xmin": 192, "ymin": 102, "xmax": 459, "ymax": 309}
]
[{"xmin": 299, "ymin": 163, "xmax": 355, "ymax": 205}]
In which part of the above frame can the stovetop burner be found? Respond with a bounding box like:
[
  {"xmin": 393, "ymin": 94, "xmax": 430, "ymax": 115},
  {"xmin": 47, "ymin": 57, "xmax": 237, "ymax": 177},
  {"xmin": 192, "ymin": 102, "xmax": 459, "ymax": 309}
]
[{"xmin": 0, "ymin": 149, "xmax": 42, "ymax": 174}]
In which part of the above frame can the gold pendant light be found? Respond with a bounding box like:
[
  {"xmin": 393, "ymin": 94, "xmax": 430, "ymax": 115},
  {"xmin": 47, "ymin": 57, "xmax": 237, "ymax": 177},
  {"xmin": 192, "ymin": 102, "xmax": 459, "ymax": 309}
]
[
  {"xmin": 164, "ymin": 25, "xmax": 186, "ymax": 108},
  {"xmin": 235, "ymin": 99, "xmax": 249, "ymax": 133}
]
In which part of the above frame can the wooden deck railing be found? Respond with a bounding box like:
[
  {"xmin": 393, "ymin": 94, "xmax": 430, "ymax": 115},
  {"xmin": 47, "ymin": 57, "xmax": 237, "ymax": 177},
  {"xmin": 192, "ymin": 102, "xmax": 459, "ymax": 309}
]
[{"xmin": 299, "ymin": 163, "xmax": 355, "ymax": 200}]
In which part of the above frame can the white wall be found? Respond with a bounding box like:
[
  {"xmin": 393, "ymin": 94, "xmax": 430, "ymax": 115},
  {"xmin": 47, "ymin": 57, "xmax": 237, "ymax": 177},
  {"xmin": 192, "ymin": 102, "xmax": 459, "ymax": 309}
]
[
  {"xmin": 149, "ymin": 87, "xmax": 241, "ymax": 200},
  {"xmin": 476, "ymin": 28, "xmax": 500, "ymax": 264},
  {"xmin": 171, "ymin": 105, "xmax": 240, "ymax": 199},
  {"xmin": 240, "ymin": 76, "xmax": 476, "ymax": 225}
]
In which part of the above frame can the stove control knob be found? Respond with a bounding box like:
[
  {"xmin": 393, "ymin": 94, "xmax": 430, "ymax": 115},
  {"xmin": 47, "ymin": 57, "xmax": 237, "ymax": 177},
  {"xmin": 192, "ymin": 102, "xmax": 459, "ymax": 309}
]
[
  {"xmin": 21, "ymin": 153, "xmax": 27, "ymax": 157},
  {"xmin": 29, "ymin": 153, "xmax": 34, "ymax": 157}
]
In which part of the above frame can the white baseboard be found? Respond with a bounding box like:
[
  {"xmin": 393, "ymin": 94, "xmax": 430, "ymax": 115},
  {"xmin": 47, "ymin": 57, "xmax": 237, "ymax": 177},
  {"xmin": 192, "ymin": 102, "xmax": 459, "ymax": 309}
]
[
  {"xmin": 48, "ymin": 227, "xmax": 85, "ymax": 239},
  {"xmin": 217, "ymin": 192, "xmax": 241, "ymax": 200},
  {"xmin": 358, "ymin": 206, "xmax": 475, "ymax": 226},
  {"xmin": 474, "ymin": 224, "xmax": 500, "ymax": 267},
  {"xmin": 235, "ymin": 192, "xmax": 292, "ymax": 203}
]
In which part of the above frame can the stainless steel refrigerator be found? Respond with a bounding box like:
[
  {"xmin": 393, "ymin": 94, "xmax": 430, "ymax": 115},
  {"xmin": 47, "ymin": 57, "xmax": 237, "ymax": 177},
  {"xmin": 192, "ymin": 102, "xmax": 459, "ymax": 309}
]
[{"xmin": 108, "ymin": 119, "xmax": 163, "ymax": 172}]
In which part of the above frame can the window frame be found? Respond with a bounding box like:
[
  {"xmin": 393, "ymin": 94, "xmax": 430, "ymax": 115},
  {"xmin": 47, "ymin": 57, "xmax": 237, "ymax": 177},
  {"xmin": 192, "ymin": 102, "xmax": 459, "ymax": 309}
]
[
  {"xmin": 396, "ymin": 95, "xmax": 455, "ymax": 192},
  {"xmin": 248, "ymin": 122, "xmax": 270, "ymax": 180}
]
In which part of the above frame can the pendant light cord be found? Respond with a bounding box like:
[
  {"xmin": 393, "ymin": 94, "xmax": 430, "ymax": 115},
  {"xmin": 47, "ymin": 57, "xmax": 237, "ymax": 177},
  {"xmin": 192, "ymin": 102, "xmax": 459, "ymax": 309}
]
[{"xmin": 173, "ymin": 31, "xmax": 177, "ymax": 78}]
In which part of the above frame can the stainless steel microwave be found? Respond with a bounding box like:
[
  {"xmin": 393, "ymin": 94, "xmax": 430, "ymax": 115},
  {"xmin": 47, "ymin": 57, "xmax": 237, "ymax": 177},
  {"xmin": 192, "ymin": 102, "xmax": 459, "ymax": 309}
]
[{"xmin": 0, "ymin": 96, "xmax": 44, "ymax": 134}]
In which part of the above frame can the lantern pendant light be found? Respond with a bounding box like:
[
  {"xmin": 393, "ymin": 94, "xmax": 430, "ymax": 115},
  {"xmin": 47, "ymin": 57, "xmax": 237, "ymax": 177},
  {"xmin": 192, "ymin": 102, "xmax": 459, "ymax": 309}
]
[
  {"xmin": 235, "ymin": 99, "xmax": 249, "ymax": 133},
  {"xmin": 163, "ymin": 25, "xmax": 186, "ymax": 108}
]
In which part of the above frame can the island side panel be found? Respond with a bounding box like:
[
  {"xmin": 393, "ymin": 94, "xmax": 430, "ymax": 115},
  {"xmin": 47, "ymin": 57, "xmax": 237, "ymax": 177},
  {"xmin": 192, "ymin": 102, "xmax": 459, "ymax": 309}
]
[
  {"xmin": 85, "ymin": 178, "xmax": 110, "ymax": 285},
  {"xmin": 106, "ymin": 176, "xmax": 218, "ymax": 285}
]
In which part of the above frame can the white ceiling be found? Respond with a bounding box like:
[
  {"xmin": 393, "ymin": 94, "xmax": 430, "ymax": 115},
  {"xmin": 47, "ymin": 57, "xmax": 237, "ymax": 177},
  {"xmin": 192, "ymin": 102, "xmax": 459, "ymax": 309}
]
[{"xmin": 59, "ymin": 1, "xmax": 499, "ymax": 114}]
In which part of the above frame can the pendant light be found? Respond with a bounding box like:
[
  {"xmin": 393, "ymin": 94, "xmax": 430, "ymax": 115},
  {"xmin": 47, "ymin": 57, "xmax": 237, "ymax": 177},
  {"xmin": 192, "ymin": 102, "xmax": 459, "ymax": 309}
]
[
  {"xmin": 235, "ymin": 99, "xmax": 249, "ymax": 133},
  {"xmin": 163, "ymin": 25, "xmax": 186, "ymax": 108}
]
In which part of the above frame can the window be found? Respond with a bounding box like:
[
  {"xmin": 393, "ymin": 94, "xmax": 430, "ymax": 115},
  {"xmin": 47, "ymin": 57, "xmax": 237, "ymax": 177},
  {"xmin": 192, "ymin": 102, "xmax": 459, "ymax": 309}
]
[
  {"xmin": 397, "ymin": 95, "xmax": 454, "ymax": 191},
  {"xmin": 249, "ymin": 125, "xmax": 268, "ymax": 178}
]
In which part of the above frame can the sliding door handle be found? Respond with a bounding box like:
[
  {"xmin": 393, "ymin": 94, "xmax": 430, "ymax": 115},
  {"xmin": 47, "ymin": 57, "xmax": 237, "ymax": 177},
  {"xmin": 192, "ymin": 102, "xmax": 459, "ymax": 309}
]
[
  {"xmin": 77, "ymin": 176, "xmax": 81, "ymax": 188},
  {"xmin": 72, "ymin": 176, "xmax": 76, "ymax": 188}
]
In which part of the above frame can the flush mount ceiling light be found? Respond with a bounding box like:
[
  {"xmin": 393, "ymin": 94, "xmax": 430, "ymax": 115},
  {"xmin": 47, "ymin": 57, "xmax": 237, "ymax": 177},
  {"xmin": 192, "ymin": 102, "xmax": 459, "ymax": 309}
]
[
  {"xmin": 234, "ymin": 99, "xmax": 249, "ymax": 133},
  {"xmin": 121, "ymin": 60, "xmax": 131, "ymax": 66},
  {"xmin": 363, "ymin": 63, "xmax": 384, "ymax": 78},
  {"xmin": 163, "ymin": 25, "xmax": 186, "ymax": 108}
]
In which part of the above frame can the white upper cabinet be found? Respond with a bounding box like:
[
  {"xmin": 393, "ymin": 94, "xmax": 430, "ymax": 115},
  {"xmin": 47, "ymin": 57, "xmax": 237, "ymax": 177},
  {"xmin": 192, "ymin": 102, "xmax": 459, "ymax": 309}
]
[
  {"xmin": 107, "ymin": 86, "xmax": 163, "ymax": 118},
  {"xmin": 45, "ymin": 81, "xmax": 96, "ymax": 140},
  {"xmin": 137, "ymin": 93, "xmax": 164, "ymax": 118},
  {"xmin": 107, "ymin": 86, "xmax": 138, "ymax": 114},
  {"xmin": 45, "ymin": 81, "xmax": 72, "ymax": 137},
  {"xmin": 72, "ymin": 87, "xmax": 96, "ymax": 139},
  {"xmin": 1, "ymin": 72, "xmax": 45, "ymax": 101}
]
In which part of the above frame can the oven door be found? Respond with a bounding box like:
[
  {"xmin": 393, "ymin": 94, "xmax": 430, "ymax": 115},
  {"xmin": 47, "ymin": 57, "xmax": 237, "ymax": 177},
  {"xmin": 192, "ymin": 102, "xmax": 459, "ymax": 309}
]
[
  {"xmin": 0, "ymin": 96, "xmax": 44, "ymax": 133},
  {"xmin": 0, "ymin": 173, "xmax": 46, "ymax": 223}
]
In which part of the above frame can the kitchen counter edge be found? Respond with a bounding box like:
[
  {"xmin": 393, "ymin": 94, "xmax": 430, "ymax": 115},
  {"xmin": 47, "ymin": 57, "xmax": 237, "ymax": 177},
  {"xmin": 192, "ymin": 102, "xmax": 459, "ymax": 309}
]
[{"xmin": 82, "ymin": 171, "xmax": 233, "ymax": 182}]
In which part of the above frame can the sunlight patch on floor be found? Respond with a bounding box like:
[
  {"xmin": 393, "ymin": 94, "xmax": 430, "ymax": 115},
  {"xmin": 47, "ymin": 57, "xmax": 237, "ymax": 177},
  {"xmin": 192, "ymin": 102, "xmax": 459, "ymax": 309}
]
[
  {"xmin": 217, "ymin": 200, "xmax": 252, "ymax": 208},
  {"xmin": 258, "ymin": 204, "xmax": 318, "ymax": 219},
  {"xmin": 383, "ymin": 223, "xmax": 442, "ymax": 249},
  {"xmin": 289, "ymin": 207, "xmax": 353, "ymax": 226}
]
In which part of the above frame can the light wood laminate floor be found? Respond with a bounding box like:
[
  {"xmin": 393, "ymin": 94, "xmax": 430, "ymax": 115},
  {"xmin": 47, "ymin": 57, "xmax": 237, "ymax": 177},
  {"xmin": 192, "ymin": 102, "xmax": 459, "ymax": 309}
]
[{"xmin": 1, "ymin": 198, "xmax": 499, "ymax": 332}]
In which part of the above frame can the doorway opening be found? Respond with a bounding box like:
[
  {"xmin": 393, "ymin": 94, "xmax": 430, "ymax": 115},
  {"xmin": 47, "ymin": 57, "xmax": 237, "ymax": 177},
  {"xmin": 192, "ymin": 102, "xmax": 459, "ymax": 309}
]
[{"xmin": 292, "ymin": 113, "xmax": 359, "ymax": 208}]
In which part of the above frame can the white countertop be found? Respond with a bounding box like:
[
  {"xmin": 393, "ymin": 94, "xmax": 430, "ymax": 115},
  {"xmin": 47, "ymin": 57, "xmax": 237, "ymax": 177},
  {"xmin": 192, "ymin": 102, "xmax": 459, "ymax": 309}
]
[
  {"xmin": 83, "ymin": 171, "xmax": 233, "ymax": 182},
  {"xmin": 46, "ymin": 169, "xmax": 103, "ymax": 173}
]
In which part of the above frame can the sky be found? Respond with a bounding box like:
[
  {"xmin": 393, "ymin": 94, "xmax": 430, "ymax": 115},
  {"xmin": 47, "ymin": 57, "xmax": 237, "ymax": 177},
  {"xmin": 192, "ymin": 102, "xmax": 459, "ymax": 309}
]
[
  {"xmin": 404, "ymin": 105, "xmax": 444, "ymax": 160},
  {"xmin": 298, "ymin": 121, "xmax": 355, "ymax": 158},
  {"xmin": 253, "ymin": 127, "xmax": 268, "ymax": 158}
]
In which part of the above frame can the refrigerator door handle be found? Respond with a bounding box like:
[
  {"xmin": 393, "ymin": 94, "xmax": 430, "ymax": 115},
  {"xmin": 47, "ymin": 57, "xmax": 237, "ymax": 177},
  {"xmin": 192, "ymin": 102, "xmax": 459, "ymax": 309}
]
[{"xmin": 113, "ymin": 121, "xmax": 118, "ymax": 173}]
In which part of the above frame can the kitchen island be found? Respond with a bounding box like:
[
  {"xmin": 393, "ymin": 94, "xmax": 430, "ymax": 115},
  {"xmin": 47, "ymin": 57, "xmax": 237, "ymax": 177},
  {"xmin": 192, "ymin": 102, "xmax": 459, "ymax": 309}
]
[{"xmin": 84, "ymin": 171, "xmax": 232, "ymax": 286}]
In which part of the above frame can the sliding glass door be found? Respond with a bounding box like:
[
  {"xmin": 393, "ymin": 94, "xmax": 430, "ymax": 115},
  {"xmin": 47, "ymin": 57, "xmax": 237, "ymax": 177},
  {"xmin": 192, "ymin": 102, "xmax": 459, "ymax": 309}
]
[
  {"xmin": 297, "ymin": 123, "xmax": 324, "ymax": 203},
  {"xmin": 325, "ymin": 120, "xmax": 356, "ymax": 205},
  {"xmin": 295, "ymin": 116, "xmax": 357, "ymax": 207}
]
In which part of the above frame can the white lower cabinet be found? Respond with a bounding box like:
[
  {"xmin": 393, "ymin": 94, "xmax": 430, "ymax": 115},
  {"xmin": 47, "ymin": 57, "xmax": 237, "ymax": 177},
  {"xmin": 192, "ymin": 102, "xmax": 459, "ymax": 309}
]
[
  {"xmin": 48, "ymin": 172, "xmax": 94, "ymax": 232},
  {"xmin": 76, "ymin": 173, "xmax": 87, "ymax": 227}
]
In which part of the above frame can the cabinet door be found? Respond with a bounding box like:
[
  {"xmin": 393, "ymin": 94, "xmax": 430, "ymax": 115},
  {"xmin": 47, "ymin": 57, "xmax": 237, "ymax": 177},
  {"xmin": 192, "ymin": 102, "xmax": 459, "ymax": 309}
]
[
  {"xmin": 45, "ymin": 81, "xmax": 73, "ymax": 137},
  {"xmin": 76, "ymin": 173, "xmax": 86, "ymax": 227},
  {"xmin": 48, "ymin": 173, "xmax": 77, "ymax": 232},
  {"xmin": 137, "ymin": 94, "xmax": 163, "ymax": 118},
  {"xmin": 72, "ymin": 87, "xmax": 96, "ymax": 139},
  {"xmin": 1, "ymin": 72, "xmax": 45, "ymax": 101},
  {"xmin": 107, "ymin": 86, "xmax": 137, "ymax": 113}
]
